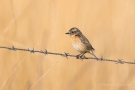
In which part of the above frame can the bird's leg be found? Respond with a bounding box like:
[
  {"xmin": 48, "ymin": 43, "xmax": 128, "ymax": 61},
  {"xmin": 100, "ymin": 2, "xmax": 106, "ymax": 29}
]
[
  {"xmin": 80, "ymin": 52, "xmax": 86, "ymax": 59},
  {"xmin": 76, "ymin": 53, "xmax": 83, "ymax": 59},
  {"xmin": 76, "ymin": 53, "xmax": 86, "ymax": 60}
]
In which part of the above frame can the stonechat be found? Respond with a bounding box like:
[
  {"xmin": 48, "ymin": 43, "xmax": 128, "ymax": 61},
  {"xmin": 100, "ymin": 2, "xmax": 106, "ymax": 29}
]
[{"xmin": 66, "ymin": 27, "xmax": 98, "ymax": 59}]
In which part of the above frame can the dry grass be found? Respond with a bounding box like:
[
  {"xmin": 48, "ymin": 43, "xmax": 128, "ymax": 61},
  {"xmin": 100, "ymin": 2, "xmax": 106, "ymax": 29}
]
[{"xmin": 0, "ymin": 0, "xmax": 135, "ymax": 90}]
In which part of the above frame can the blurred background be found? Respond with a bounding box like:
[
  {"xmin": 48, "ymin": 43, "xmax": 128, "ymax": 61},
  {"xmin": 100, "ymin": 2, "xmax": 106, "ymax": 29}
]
[{"xmin": 0, "ymin": 0, "xmax": 135, "ymax": 90}]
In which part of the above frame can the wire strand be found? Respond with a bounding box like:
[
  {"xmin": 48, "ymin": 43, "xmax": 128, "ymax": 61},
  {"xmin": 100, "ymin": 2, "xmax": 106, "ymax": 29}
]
[{"xmin": 0, "ymin": 45, "xmax": 135, "ymax": 64}]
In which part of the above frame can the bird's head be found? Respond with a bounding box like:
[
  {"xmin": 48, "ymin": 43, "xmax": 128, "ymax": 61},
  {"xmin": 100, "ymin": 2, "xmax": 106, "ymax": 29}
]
[{"xmin": 65, "ymin": 27, "xmax": 82, "ymax": 36}]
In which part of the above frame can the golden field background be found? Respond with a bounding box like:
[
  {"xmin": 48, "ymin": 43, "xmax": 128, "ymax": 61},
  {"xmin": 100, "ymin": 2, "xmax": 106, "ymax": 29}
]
[{"xmin": 0, "ymin": 0, "xmax": 135, "ymax": 90}]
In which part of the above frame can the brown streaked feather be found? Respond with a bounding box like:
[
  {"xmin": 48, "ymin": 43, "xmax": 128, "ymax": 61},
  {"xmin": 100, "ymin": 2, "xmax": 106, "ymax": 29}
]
[{"xmin": 77, "ymin": 34, "xmax": 95, "ymax": 51}]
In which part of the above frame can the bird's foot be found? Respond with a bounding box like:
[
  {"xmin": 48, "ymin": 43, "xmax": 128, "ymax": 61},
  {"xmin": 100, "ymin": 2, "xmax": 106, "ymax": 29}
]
[
  {"xmin": 76, "ymin": 55, "xmax": 81, "ymax": 59},
  {"xmin": 80, "ymin": 55, "xmax": 86, "ymax": 60},
  {"xmin": 95, "ymin": 56, "xmax": 99, "ymax": 61},
  {"xmin": 76, "ymin": 54, "xmax": 85, "ymax": 60}
]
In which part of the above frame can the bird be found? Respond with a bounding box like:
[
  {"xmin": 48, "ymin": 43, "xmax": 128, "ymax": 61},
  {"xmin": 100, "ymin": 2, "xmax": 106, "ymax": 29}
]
[{"xmin": 65, "ymin": 27, "xmax": 98, "ymax": 60}]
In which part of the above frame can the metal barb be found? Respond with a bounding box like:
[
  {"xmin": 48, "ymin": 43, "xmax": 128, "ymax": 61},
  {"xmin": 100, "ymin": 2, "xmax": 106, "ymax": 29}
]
[
  {"xmin": 99, "ymin": 55, "xmax": 103, "ymax": 61},
  {"xmin": 10, "ymin": 46, "xmax": 15, "ymax": 50},
  {"xmin": 44, "ymin": 49, "xmax": 48, "ymax": 55},
  {"xmin": 30, "ymin": 48, "xmax": 34, "ymax": 53},
  {"xmin": 62, "ymin": 52, "xmax": 68, "ymax": 59},
  {"xmin": 116, "ymin": 59, "xmax": 124, "ymax": 64}
]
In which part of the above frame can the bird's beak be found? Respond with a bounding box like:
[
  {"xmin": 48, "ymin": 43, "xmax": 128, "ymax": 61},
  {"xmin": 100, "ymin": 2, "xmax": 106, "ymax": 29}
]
[{"xmin": 65, "ymin": 32, "xmax": 70, "ymax": 34}]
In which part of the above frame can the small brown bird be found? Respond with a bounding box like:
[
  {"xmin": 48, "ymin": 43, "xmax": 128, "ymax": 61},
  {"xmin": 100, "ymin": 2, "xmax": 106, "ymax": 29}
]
[{"xmin": 66, "ymin": 27, "xmax": 98, "ymax": 59}]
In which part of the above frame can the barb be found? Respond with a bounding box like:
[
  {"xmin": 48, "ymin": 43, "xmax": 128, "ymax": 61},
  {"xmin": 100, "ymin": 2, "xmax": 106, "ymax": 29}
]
[{"xmin": 0, "ymin": 46, "xmax": 135, "ymax": 64}]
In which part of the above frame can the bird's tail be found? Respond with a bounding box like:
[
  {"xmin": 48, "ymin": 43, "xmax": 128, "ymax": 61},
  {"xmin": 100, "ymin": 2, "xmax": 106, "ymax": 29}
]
[{"xmin": 90, "ymin": 50, "xmax": 98, "ymax": 60}]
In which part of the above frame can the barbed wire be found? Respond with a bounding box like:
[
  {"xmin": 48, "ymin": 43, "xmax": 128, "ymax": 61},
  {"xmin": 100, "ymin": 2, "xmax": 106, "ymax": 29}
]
[{"xmin": 0, "ymin": 45, "xmax": 135, "ymax": 64}]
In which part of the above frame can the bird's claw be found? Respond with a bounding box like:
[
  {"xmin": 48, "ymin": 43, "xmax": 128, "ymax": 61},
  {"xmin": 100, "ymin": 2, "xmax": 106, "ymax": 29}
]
[
  {"xmin": 76, "ymin": 55, "xmax": 81, "ymax": 59},
  {"xmin": 95, "ymin": 57, "xmax": 98, "ymax": 60},
  {"xmin": 76, "ymin": 55, "xmax": 85, "ymax": 60}
]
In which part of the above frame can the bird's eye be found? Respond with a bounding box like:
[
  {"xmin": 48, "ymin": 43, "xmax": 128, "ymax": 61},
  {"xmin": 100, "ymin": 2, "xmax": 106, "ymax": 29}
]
[{"xmin": 71, "ymin": 31, "xmax": 74, "ymax": 33}]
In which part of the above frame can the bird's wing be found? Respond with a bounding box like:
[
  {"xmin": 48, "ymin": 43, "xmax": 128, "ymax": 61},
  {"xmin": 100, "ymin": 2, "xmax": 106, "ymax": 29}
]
[{"xmin": 79, "ymin": 34, "xmax": 95, "ymax": 51}]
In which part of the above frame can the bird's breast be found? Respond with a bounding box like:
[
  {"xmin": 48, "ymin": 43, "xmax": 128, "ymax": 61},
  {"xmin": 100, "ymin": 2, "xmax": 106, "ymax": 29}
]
[
  {"xmin": 70, "ymin": 35, "xmax": 86, "ymax": 53},
  {"xmin": 71, "ymin": 35, "xmax": 79, "ymax": 42}
]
